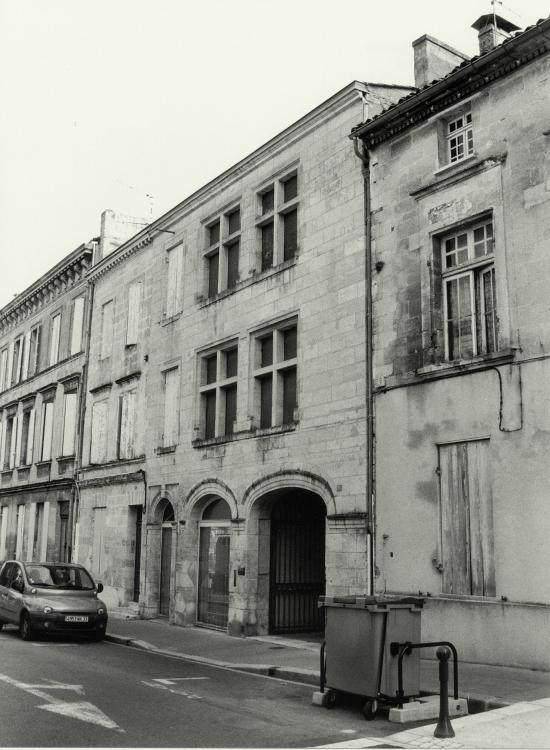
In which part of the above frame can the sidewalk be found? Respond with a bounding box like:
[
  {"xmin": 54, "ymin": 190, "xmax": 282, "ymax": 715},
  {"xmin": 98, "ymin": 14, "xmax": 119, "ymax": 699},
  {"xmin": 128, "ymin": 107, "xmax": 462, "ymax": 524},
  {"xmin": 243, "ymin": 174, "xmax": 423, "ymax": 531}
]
[{"xmin": 106, "ymin": 615, "xmax": 550, "ymax": 748}]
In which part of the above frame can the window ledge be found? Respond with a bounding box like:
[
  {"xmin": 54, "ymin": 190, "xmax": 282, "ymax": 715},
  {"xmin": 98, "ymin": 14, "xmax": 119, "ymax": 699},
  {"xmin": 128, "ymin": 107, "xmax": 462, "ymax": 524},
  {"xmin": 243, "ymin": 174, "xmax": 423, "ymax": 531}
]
[
  {"xmin": 156, "ymin": 445, "xmax": 177, "ymax": 455},
  {"xmin": 1, "ymin": 469, "xmax": 14, "ymax": 479},
  {"xmin": 433, "ymin": 153, "xmax": 478, "ymax": 177},
  {"xmin": 81, "ymin": 455, "xmax": 146, "ymax": 472},
  {"xmin": 198, "ymin": 259, "xmax": 296, "ymax": 308},
  {"xmin": 192, "ymin": 421, "xmax": 298, "ymax": 448},
  {"xmin": 57, "ymin": 455, "xmax": 75, "ymax": 463},
  {"xmin": 381, "ymin": 348, "xmax": 517, "ymax": 391},
  {"xmin": 35, "ymin": 460, "xmax": 52, "ymax": 469},
  {"xmin": 160, "ymin": 311, "xmax": 182, "ymax": 327}
]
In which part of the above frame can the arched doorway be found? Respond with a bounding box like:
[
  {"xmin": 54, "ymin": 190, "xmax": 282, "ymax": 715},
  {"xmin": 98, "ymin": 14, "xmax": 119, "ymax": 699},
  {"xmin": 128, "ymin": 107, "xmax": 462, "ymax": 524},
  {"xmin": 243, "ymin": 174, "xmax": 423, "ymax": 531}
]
[
  {"xmin": 159, "ymin": 502, "xmax": 174, "ymax": 616},
  {"xmin": 269, "ymin": 491, "xmax": 326, "ymax": 634},
  {"xmin": 197, "ymin": 498, "xmax": 231, "ymax": 628}
]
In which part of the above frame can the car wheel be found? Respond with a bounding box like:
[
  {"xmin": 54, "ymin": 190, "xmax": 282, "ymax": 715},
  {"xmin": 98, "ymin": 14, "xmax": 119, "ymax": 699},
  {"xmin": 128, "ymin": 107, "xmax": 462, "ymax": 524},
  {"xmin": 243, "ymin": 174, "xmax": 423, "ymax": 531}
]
[{"xmin": 20, "ymin": 612, "xmax": 33, "ymax": 641}]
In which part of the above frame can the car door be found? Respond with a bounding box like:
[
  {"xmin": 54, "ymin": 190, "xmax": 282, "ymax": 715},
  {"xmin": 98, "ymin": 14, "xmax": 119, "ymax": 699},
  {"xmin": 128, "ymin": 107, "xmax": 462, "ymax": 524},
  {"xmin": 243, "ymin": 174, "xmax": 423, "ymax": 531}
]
[
  {"xmin": 0, "ymin": 563, "xmax": 15, "ymax": 621},
  {"xmin": 4, "ymin": 564, "xmax": 25, "ymax": 624}
]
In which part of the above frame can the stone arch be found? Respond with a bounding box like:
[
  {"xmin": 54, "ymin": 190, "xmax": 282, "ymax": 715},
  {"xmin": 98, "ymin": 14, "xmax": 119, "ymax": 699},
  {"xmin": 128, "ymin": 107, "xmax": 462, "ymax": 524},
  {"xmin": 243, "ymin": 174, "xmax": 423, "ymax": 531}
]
[
  {"xmin": 183, "ymin": 478, "xmax": 238, "ymax": 522},
  {"xmin": 149, "ymin": 491, "xmax": 178, "ymax": 524},
  {"xmin": 243, "ymin": 470, "xmax": 336, "ymax": 518}
]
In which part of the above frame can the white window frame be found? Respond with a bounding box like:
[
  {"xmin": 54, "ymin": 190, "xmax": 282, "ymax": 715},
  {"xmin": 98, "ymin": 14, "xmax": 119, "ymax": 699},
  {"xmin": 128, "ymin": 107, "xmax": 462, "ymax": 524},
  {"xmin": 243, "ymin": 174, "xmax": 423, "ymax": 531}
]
[
  {"xmin": 440, "ymin": 218, "xmax": 496, "ymax": 361},
  {"xmin": 447, "ymin": 110, "xmax": 474, "ymax": 164}
]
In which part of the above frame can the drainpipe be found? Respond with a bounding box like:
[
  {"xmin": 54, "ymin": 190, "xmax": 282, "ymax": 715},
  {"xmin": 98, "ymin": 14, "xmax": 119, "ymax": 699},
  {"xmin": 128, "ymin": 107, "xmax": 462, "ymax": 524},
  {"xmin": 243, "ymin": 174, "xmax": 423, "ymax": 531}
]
[
  {"xmin": 70, "ymin": 252, "xmax": 96, "ymax": 562},
  {"xmin": 353, "ymin": 135, "xmax": 375, "ymax": 595}
]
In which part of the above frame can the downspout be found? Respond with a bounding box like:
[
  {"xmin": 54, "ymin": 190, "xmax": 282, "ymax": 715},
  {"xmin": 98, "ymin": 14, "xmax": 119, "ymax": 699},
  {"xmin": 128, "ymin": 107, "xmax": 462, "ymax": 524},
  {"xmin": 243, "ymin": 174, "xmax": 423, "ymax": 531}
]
[
  {"xmin": 70, "ymin": 245, "xmax": 97, "ymax": 562},
  {"xmin": 353, "ymin": 134, "xmax": 375, "ymax": 595}
]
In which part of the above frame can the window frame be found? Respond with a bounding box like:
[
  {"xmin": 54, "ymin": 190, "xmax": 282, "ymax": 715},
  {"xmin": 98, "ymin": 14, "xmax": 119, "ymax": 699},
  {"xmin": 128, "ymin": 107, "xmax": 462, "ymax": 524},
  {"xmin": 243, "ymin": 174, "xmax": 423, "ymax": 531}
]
[
  {"xmin": 165, "ymin": 244, "xmax": 184, "ymax": 318},
  {"xmin": 203, "ymin": 205, "xmax": 241, "ymax": 299},
  {"xmin": 117, "ymin": 389, "xmax": 137, "ymax": 460},
  {"xmin": 255, "ymin": 169, "xmax": 299, "ymax": 272},
  {"xmin": 198, "ymin": 341, "xmax": 239, "ymax": 440},
  {"xmin": 251, "ymin": 317, "xmax": 298, "ymax": 430},
  {"xmin": 162, "ymin": 367, "xmax": 180, "ymax": 448},
  {"xmin": 446, "ymin": 110, "xmax": 474, "ymax": 164},
  {"xmin": 438, "ymin": 217, "xmax": 496, "ymax": 362},
  {"xmin": 69, "ymin": 295, "xmax": 85, "ymax": 356},
  {"xmin": 99, "ymin": 300, "xmax": 114, "ymax": 361}
]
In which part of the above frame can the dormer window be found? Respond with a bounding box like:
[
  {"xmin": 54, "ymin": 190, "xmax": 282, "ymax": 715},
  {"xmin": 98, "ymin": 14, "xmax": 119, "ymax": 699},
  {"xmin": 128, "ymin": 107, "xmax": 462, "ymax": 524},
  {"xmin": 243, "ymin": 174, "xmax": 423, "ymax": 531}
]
[{"xmin": 447, "ymin": 111, "xmax": 473, "ymax": 163}]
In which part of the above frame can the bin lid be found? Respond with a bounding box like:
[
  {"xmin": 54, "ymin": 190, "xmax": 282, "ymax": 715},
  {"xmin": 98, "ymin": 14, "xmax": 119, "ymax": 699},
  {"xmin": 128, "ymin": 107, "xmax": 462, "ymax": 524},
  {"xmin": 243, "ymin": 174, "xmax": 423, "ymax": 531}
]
[{"xmin": 319, "ymin": 595, "xmax": 424, "ymax": 610}]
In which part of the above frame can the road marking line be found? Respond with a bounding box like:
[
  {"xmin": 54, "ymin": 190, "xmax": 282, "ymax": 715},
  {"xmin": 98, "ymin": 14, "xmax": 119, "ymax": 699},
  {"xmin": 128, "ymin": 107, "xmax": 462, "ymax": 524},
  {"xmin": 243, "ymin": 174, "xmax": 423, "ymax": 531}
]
[
  {"xmin": 39, "ymin": 701, "xmax": 121, "ymax": 730},
  {"xmin": 142, "ymin": 680, "xmax": 202, "ymax": 699},
  {"xmin": 153, "ymin": 677, "xmax": 209, "ymax": 684},
  {"xmin": 0, "ymin": 672, "xmax": 124, "ymax": 732}
]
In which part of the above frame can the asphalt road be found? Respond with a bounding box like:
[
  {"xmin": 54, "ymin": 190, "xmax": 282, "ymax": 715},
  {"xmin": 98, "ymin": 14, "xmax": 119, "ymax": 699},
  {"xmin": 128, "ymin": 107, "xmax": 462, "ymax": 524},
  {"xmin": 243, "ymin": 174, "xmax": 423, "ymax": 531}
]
[{"xmin": 0, "ymin": 624, "xmax": 404, "ymax": 748}]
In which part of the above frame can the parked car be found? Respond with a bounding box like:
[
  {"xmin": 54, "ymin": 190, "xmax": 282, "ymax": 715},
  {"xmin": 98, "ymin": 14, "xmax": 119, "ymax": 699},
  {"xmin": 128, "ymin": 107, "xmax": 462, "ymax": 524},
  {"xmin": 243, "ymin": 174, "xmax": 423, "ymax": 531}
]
[{"xmin": 0, "ymin": 560, "xmax": 107, "ymax": 641}]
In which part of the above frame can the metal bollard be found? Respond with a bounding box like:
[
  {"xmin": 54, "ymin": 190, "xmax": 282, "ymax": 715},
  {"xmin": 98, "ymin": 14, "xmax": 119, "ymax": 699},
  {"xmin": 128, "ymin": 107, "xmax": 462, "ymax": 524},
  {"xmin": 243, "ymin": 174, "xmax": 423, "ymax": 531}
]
[{"xmin": 434, "ymin": 646, "xmax": 455, "ymax": 738}]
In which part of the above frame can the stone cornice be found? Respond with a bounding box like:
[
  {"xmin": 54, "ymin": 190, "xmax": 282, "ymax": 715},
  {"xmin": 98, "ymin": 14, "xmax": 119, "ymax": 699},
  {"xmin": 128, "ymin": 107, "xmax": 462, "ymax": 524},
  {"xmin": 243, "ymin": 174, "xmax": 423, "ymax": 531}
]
[
  {"xmin": 0, "ymin": 244, "xmax": 93, "ymax": 335},
  {"xmin": 352, "ymin": 18, "xmax": 550, "ymax": 147}
]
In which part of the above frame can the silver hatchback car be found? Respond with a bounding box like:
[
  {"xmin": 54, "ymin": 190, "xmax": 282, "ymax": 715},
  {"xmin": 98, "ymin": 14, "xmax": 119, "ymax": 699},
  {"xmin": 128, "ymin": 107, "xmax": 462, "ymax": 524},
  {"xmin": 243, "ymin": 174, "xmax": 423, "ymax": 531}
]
[{"xmin": 0, "ymin": 560, "xmax": 108, "ymax": 641}]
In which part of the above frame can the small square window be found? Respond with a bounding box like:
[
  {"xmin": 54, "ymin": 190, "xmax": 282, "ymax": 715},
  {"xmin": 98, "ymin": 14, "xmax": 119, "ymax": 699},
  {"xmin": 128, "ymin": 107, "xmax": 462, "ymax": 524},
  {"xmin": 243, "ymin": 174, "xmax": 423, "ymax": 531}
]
[
  {"xmin": 262, "ymin": 189, "xmax": 274, "ymax": 215},
  {"xmin": 283, "ymin": 175, "xmax": 298, "ymax": 203},
  {"xmin": 227, "ymin": 208, "xmax": 240, "ymax": 235}
]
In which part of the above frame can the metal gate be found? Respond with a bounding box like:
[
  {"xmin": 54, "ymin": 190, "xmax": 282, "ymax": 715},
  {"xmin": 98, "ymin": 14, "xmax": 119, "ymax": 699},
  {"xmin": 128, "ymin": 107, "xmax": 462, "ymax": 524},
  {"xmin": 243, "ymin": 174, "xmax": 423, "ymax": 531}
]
[{"xmin": 269, "ymin": 493, "xmax": 325, "ymax": 634}]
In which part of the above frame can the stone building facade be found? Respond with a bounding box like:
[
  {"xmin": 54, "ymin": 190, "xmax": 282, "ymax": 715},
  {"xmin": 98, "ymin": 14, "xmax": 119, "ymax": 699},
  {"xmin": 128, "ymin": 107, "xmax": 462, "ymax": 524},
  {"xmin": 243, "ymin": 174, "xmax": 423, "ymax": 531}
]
[
  {"xmin": 352, "ymin": 15, "xmax": 550, "ymax": 669},
  {"xmin": 76, "ymin": 80, "xmax": 412, "ymax": 633},
  {"xmin": 0, "ymin": 243, "xmax": 94, "ymax": 566}
]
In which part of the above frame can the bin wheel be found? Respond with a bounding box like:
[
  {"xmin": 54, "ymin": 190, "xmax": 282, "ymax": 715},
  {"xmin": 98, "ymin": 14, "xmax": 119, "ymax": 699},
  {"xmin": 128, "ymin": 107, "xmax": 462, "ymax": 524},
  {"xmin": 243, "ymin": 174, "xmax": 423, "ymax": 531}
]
[
  {"xmin": 363, "ymin": 699, "xmax": 378, "ymax": 721},
  {"xmin": 324, "ymin": 690, "xmax": 337, "ymax": 709}
]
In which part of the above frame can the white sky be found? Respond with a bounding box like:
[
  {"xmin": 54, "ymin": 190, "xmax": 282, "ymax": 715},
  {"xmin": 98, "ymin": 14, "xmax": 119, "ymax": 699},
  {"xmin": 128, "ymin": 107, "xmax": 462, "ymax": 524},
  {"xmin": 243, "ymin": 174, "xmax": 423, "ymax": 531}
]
[{"xmin": 1, "ymin": 0, "xmax": 548, "ymax": 307}]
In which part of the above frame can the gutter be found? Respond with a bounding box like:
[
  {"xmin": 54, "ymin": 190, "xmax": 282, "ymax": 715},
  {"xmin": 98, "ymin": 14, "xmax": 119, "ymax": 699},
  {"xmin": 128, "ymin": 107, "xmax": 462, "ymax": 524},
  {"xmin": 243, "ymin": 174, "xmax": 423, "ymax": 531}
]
[
  {"xmin": 352, "ymin": 135, "xmax": 375, "ymax": 595},
  {"xmin": 351, "ymin": 17, "xmax": 550, "ymax": 144}
]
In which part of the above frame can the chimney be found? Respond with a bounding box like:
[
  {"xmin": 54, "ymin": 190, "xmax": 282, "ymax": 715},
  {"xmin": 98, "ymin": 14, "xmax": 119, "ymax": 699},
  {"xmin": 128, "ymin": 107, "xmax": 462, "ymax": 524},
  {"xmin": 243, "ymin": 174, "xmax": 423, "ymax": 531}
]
[
  {"xmin": 412, "ymin": 35, "xmax": 470, "ymax": 89},
  {"xmin": 98, "ymin": 209, "xmax": 149, "ymax": 261},
  {"xmin": 471, "ymin": 14, "xmax": 520, "ymax": 55}
]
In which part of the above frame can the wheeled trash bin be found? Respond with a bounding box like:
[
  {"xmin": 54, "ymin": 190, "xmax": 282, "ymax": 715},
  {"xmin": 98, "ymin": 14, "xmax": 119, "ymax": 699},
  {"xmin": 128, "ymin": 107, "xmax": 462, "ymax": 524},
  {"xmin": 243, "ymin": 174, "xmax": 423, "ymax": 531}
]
[{"xmin": 319, "ymin": 595, "xmax": 424, "ymax": 719}]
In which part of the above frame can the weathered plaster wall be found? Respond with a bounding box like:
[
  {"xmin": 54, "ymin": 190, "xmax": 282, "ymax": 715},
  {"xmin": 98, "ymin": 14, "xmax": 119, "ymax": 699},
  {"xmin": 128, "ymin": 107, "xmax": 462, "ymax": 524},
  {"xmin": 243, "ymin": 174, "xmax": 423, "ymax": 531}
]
[{"xmin": 370, "ymin": 56, "xmax": 550, "ymax": 668}]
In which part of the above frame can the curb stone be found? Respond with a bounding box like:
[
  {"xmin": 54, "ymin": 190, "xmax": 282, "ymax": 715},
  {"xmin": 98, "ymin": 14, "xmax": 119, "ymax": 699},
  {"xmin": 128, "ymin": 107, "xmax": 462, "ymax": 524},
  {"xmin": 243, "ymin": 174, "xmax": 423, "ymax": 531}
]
[{"xmin": 105, "ymin": 633, "xmax": 319, "ymax": 685}]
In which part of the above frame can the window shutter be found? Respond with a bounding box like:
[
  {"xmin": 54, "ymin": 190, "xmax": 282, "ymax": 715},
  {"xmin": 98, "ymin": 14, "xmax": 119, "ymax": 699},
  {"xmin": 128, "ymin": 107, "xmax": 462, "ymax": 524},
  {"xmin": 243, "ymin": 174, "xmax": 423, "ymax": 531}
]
[
  {"xmin": 70, "ymin": 297, "xmax": 85, "ymax": 355},
  {"xmin": 62, "ymin": 393, "xmax": 77, "ymax": 456},
  {"xmin": 126, "ymin": 283, "xmax": 141, "ymax": 345},
  {"xmin": 22, "ymin": 330, "xmax": 31, "ymax": 380},
  {"xmin": 0, "ymin": 419, "xmax": 5, "ymax": 468},
  {"xmin": 6, "ymin": 342, "xmax": 13, "ymax": 388},
  {"xmin": 91, "ymin": 401, "xmax": 108, "ymax": 464},
  {"xmin": 163, "ymin": 369, "xmax": 179, "ymax": 446},
  {"xmin": 49, "ymin": 315, "xmax": 61, "ymax": 365},
  {"xmin": 41, "ymin": 402, "xmax": 54, "ymax": 461},
  {"xmin": 9, "ymin": 415, "xmax": 18, "ymax": 468},
  {"xmin": 26, "ymin": 409, "xmax": 35, "ymax": 465}
]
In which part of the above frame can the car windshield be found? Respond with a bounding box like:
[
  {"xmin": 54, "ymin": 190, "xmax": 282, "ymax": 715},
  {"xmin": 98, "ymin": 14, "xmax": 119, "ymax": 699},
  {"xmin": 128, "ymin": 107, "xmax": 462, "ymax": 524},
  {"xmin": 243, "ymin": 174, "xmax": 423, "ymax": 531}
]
[{"xmin": 24, "ymin": 564, "xmax": 95, "ymax": 591}]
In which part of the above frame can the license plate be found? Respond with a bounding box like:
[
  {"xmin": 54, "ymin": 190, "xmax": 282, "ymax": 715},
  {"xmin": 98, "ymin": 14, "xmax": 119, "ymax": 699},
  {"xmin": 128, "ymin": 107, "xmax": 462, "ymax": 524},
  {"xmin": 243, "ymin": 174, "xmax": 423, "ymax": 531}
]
[{"xmin": 64, "ymin": 615, "xmax": 88, "ymax": 623}]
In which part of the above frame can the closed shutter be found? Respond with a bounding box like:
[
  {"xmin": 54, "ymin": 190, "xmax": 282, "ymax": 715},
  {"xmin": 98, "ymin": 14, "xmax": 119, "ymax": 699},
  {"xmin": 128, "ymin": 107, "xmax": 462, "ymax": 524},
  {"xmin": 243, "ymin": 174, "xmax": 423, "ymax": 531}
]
[
  {"xmin": 126, "ymin": 283, "xmax": 141, "ymax": 345},
  {"xmin": 163, "ymin": 369, "xmax": 179, "ymax": 446},
  {"xmin": 41, "ymin": 402, "xmax": 54, "ymax": 461},
  {"xmin": 119, "ymin": 392, "xmax": 136, "ymax": 459},
  {"xmin": 91, "ymin": 401, "xmax": 108, "ymax": 463},
  {"xmin": 9, "ymin": 416, "xmax": 18, "ymax": 468},
  {"xmin": 22, "ymin": 330, "xmax": 31, "ymax": 380},
  {"xmin": 26, "ymin": 408, "xmax": 35, "ymax": 465},
  {"xmin": 70, "ymin": 296, "xmax": 85, "ymax": 355},
  {"xmin": 439, "ymin": 439, "xmax": 495, "ymax": 596},
  {"xmin": 62, "ymin": 393, "xmax": 77, "ymax": 456}
]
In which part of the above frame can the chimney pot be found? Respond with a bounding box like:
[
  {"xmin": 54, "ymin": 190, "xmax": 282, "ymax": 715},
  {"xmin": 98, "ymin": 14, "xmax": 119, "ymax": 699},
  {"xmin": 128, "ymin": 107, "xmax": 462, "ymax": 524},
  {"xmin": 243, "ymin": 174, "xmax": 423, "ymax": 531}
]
[{"xmin": 471, "ymin": 13, "xmax": 521, "ymax": 54}]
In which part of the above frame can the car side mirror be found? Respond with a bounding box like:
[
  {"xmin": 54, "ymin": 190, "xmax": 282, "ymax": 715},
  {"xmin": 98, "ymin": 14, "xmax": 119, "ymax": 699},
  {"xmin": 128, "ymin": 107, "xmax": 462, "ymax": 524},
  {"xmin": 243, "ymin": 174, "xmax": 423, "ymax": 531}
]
[{"xmin": 96, "ymin": 582, "xmax": 104, "ymax": 593}]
